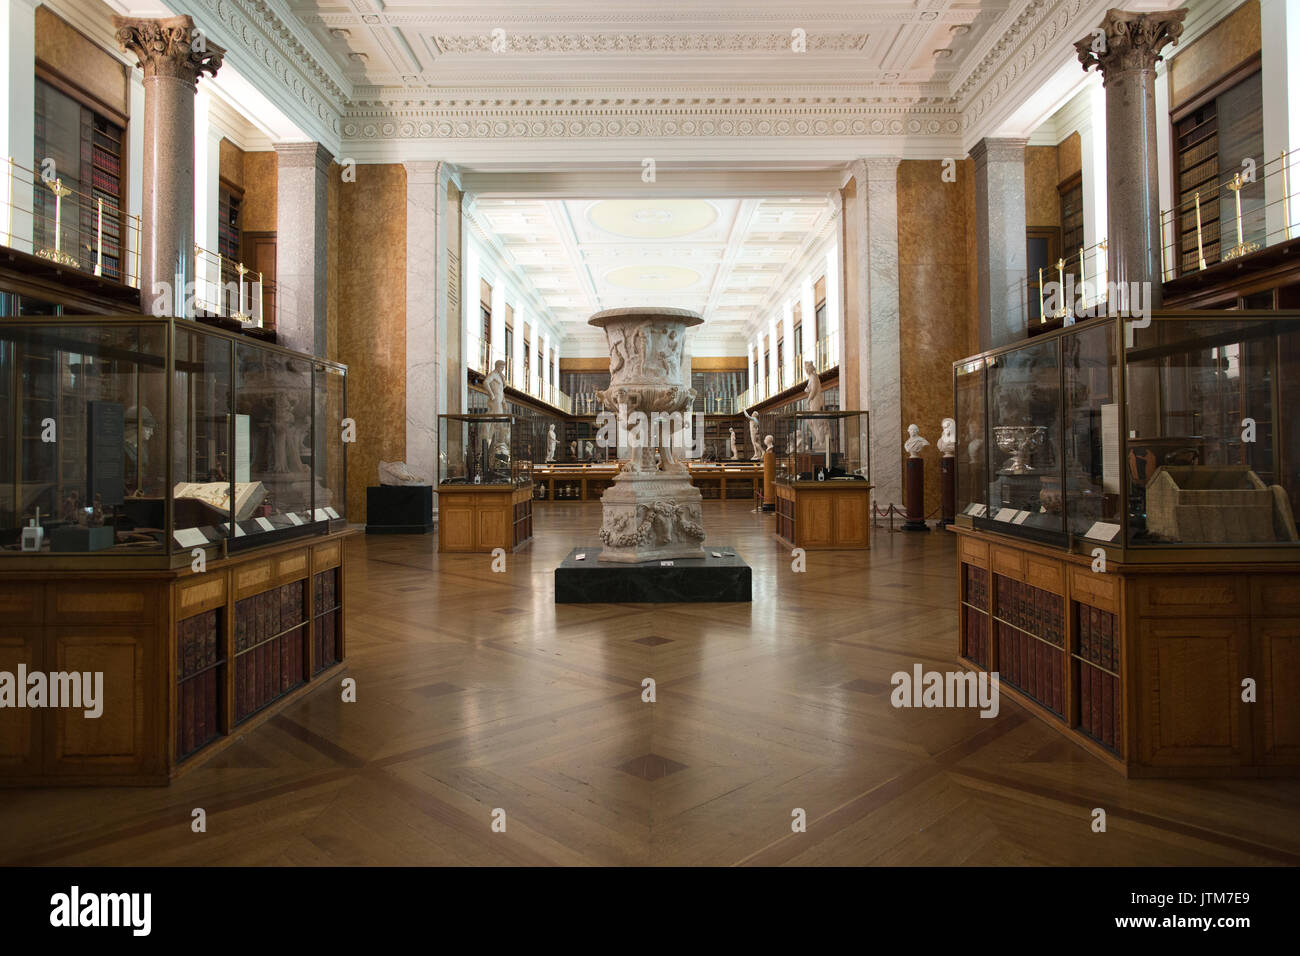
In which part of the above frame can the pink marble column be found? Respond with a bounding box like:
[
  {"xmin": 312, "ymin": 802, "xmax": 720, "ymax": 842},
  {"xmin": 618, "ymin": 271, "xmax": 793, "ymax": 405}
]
[
  {"xmin": 1077, "ymin": 9, "xmax": 1186, "ymax": 312},
  {"xmin": 115, "ymin": 15, "xmax": 223, "ymax": 313}
]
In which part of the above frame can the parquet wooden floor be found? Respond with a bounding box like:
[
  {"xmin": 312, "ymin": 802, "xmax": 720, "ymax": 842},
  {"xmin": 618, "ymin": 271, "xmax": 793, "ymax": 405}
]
[{"xmin": 2, "ymin": 501, "xmax": 1299, "ymax": 865}]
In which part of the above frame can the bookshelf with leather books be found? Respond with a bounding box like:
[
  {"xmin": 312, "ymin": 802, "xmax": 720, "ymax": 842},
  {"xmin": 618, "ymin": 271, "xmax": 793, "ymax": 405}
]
[
  {"xmin": 0, "ymin": 316, "xmax": 353, "ymax": 785},
  {"xmin": 953, "ymin": 312, "xmax": 1300, "ymax": 777}
]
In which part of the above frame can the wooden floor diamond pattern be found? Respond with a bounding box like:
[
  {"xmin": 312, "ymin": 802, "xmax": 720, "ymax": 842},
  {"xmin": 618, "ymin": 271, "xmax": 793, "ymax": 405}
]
[{"xmin": 1, "ymin": 501, "xmax": 1298, "ymax": 866}]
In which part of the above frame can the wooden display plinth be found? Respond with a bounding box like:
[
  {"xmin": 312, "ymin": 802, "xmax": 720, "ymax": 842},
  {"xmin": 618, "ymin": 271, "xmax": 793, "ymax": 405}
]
[
  {"xmin": 774, "ymin": 481, "xmax": 873, "ymax": 549},
  {"xmin": 953, "ymin": 525, "xmax": 1300, "ymax": 777},
  {"xmin": 0, "ymin": 529, "xmax": 355, "ymax": 786},
  {"xmin": 437, "ymin": 484, "xmax": 533, "ymax": 552}
]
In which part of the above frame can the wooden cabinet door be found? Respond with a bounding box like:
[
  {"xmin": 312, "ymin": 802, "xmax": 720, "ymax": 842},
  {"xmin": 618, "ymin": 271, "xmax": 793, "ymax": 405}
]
[
  {"xmin": 799, "ymin": 494, "xmax": 834, "ymax": 547},
  {"xmin": 44, "ymin": 625, "xmax": 165, "ymax": 780},
  {"xmin": 0, "ymin": 627, "xmax": 43, "ymax": 777},
  {"xmin": 832, "ymin": 491, "xmax": 869, "ymax": 548},
  {"xmin": 1136, "ymin": 617, "xmax": 1252, "ymax": 769},
  {"xmin": 1256, "ymin": 619, "xmax": 1300, "ymax": 765}
]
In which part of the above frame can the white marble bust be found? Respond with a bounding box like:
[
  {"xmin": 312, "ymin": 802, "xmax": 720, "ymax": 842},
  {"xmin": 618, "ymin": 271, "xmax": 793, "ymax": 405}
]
[
  {"xmin": 937, "ymin": 418, "xmax": 956, "ymax": 458},
  {"xmin": 904, "ymin": 424, "xmax": 930, "ymax": 458}
]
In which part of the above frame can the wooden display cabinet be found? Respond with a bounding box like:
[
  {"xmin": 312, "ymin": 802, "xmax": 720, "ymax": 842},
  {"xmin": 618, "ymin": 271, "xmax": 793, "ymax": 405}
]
[
  {"xmin": 774, "ymin": 481, "xmax": 873, "ymax": 550},
  {"xmin": 0, "ymin": 529, "xmax": 353, "ymax": 786},
  {"xmin": 437, "ymin": 484, "xmax": 533, "ymax": 552},
  {"xmin": 954, "ymin": 525, "xmax": 1300, "ymax": 776}
]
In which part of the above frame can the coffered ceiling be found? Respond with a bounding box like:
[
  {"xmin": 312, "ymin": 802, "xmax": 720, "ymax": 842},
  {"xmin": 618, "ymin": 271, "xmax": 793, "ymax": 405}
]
[{"xmin": 469, "ymin": 195, "xmax": 835, "ymax": 353}]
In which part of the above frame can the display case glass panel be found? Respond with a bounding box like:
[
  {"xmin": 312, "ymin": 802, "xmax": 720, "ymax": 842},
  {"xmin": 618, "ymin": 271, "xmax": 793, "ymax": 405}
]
[
  {"xmin": 1063, "ymin": 321, "xmax": 1119, "ymax": 539},
  {"xmin": 954, "ymin": 356, "xmax": 986, "ymax": 517},
  {"xmin": 987, "ymin": 337, "xmax": 1063, "ymax": 536},
  {"xmin": 953, "ymin": 311, "xmax": 1300, "ymax": 555},
  {"xmin": 439, "ymin": 414, "xmax": 531, "ymax": 487},
  {"xmin": 0, "ymin": 316, "xmax": 347, "ymax": 562},
  {"xmin": 774, "ymin": 410, "xmax": 870, "ymax": 483}
]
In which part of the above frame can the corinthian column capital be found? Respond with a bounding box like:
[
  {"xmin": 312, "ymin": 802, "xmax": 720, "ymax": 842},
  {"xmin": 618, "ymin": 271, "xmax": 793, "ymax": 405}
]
[
  {"xmin": 1075, "ymin": 9, "xmax": 1187, "ymax": 81},
  {"xmin": 114, "ymin": 15, "xmax": 224, "ymax": 86}
]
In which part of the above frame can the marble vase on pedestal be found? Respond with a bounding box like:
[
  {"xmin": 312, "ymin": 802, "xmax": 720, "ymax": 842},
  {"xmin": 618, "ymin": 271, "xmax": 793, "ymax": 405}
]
[{"xmin": 590, "ymin": 308, "xmax": 706, "ymax": 563}]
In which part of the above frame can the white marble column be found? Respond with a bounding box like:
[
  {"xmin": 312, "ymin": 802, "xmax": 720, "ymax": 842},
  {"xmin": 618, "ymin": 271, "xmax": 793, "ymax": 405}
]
[
  {"xmin": 781, "ymin": 298, "xmax": 795, "ymax": 385},
  {"xmin": 861, "ymin": 157, "xmax": 902, "ymax": 510},
  {"xmin": 1262, "ymin": 0, "xmax": 1300, "ymax": 244},
  {"xmin": 194, "ymin": 88, "xmax": 221, "ymax": 308},
  {"xmin": 799, "ymin": 275, "xmax": 815, "ymax": 367},
  {"xmin": 971, "ymin": 138, "xmax": 1028, "ymax": 348},
  {"xmin": 1, "ymin": 0, "xmax": 34, "ymax": 252},
  {"xmin": 490, "ymin": 281, "xmax": 506, "ymax": 366},
  {"xmin": 404, "ymin": 161, "xmax": 454, "ymax": 488},
  {"xmin": 1082, "ymin": 80, "xmax": 1111, "ymax": 288},
  {"xmin": 274, "ymin": 141, "xmax": 331, "ymax": 355}
]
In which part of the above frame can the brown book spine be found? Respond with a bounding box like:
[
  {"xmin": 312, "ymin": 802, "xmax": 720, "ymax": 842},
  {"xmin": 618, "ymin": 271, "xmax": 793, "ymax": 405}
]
[
  {"xmin": 1113, "ymin": 678, "xmax": 1122, "ymax": 754},
  {"xmin": 1102, "ymin": 610, "xmax": 1116, "ymax": 671},
  {"xmin": 1101, "ymin": 671, "xmax": 1114, "ymax": 749},
  {"xmin": 1091, "ymin": 664, "xmax": 1104, "ymax": 739},
  {"xmin": 1080, "ymin": 663, "xmax": 1092, "ymax": 733},
  {"xmin": 182, "ymin": 678, "xmax": 195, "ymax": 755}
]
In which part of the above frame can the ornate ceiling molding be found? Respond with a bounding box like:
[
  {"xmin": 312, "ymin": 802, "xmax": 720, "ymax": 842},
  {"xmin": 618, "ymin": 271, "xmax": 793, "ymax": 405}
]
[
  {"xmin": 303, "ymin": 9, "xmax": 983, "ymax": 28},
  {"xmin": 425, "ymin": 32, "xmax": 872, "ymax": 55},
  {"xmin": 956, "ymin": 0, "xmax": 1108, "ymax": 143},
  {"xmin": 170, "ymin": 0, "xmax": 354, "ymax": 149}
]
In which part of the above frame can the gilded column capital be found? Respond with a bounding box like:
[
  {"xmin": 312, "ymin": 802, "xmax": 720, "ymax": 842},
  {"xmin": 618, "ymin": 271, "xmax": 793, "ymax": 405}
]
[
  {"xmin": 1075, "ymin": 9, "xmax": 1187, "ymax": 81},
  {"xmin": 114, "ymin": 15, "xmax": 224, "ymax": 86}
]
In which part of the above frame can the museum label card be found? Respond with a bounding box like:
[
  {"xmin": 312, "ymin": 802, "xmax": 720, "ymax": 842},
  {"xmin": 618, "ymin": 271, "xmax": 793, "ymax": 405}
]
[
  {"xmin": 256, "ymin": 517, "xmax": 276, "ymax": 532},
  {"xmin": 1011, "ymin": 511, "xmax": 1031, "ymax": 525},
  {"xmin": 325, "ymin": 507, "xmax": 340, "ymax": 519},
  {"xmin": 995, "ymin": 508, "xmax": 1018, "ymax": 522},
  {"xmin": 286, "ymin": 513, "xmax": 304, "ymax": 526},
  {"xmin": 173, "ymin": 527, "xmax": 208, "ymax": 549},
  {"xmin": 660, "ymin": 561, "xmax": 674, "ymax": 566},
  {"xmin": 1086, "ymin": 521, "xmax": 1122, "ymax": 542},
  {"xmin": 711, "ymin": 552, "xmax": 722, "ymax": 558},
  {"xmin": 575, "ymin": 553, "xmax": 586, "ymax": 561},
  {"xmin": 965, "ymin": 503, "xmax": 988, "ymax": 517},
  {"xmin": 314, "ymin": 509, "xmax": 330, "ymax": 522}
]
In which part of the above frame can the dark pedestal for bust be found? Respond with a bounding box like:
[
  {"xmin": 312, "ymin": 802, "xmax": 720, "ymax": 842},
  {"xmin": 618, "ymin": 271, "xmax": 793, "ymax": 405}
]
[
  {"xmin": 554, "ymin": 546, "xmax": 752, "ymax": 603},
  {"xmin": 366, "ymin": 485, "xmax": 433, "ymax": 534},
  {"xmin": 903, "ymin": 457, "xmax": 929, "ymax": 531}
]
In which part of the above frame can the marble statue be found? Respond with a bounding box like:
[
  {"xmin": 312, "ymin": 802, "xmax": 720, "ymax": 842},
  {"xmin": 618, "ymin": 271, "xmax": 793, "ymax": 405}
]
[
  {"xmin": 729, "ymin": 427, "xmax": 740, "ymax": 460},
  {"xmin": 743, "ymin": 409, "xmax": 761, "ymax": 460},
  {"xmin": 905, "ymin": 424, "xmax": 930, "ymax": 458},
  {"xmin": 584, "ymin": 440, "xmax": 595, "ymax": 460},
  {"xmin": 379, "ymin": 461, "xmax": 425, "ymax": 485},
  {"xmin": 937, "ymin": 418, "xmax": 956, "ymax": 458},
  {"xmin": 569, "ymin": 440, "xmax": 577, "ymax": 459},
  {"xmin": 764, "ymin": 434, "xmax": 775, "ymax": 452},
  {"xmin": 484, "ymin": 359, "xmax": 507, "ymax": 413},
  {"xmin": 804, "ymin": 360, "xmax": 830, "ymax": 452},
  {"xmin": 546, "ymin": 425, "xmax": 557, "ymax": 462},
  {"xmin": 589, "ymin": 307, "xmax": 706, "ymax": 562}
]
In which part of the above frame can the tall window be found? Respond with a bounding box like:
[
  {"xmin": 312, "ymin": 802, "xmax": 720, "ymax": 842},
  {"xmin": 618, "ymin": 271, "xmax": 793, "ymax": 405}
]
[
  {"xmin": 1174, "ymin": 68, "xmax": 1263, "ymax": 274},
  {"xmin": 752, "ymin": 357, "xmax": 759, "ymax": 390},
  {"xmin": 776, "ymin": 338, "xmax": 785, "ymax": 390},
  {"xmin": 33, "ymin": 77, "xmax": 125, "ymax": 280},
  {"xmin": 523, "ymin": 327, "xmax": 531, "ymax": 390},
  {"xmin": 504, "ymin": 304, "xmax": 514, "ymax": 385},
  {"xmin": 791, "ymin": 302, "xmax": 803, "ymax": 375},
  {"xmin": 479, "ymin": 279, "xmax": 492, "ymax": 371}
]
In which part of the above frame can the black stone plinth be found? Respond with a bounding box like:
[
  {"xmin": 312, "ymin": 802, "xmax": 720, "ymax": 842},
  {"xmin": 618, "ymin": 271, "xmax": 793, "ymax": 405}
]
[
  {"xmin": 366, "ymin": 485, "xmax": 433, "ymax": 534},
  {"xmin": 554, "ymin": 546, "xmax": 752, "ymax": 603}
]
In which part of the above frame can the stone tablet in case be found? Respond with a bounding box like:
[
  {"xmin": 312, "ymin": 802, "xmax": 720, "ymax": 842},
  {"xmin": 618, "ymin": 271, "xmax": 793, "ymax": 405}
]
[{"xmin": 86, "ymin": 400, "xmax": 125, "ymax": 507}]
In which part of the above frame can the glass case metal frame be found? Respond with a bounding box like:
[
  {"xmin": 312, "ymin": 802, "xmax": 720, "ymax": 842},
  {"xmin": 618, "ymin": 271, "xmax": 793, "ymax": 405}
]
[
  {"xmin": 772, "ymin": 409, "xmax": 871, "ymax": 485},
  {"xmin": 953, "ymin": 309, "xmax": 1300, "ymax": 562},
  {"xmin": 437, "ymin": 413, "xmax": 533, "ymax": 488},
  {"xmin": 0, "ymin": 314, "xmax": 348, "ymax": 567}
]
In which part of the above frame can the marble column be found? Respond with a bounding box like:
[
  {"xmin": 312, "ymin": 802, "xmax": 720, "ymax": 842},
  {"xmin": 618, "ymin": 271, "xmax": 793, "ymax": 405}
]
[
  {"xmin": 115, "ymin": 15, "xmax": 223, "ymax": 312},
  {"xmin": 404, "ymin": 161, "xmax": 455, "ymax": 489},
  {"xmin": 2, "ymin": 0, "xmax": 35, "ymax": 252},
  {"xmin": 274, "ymin": 142, "xmax": 332, "ymax": 355},
  {"xmin": 1077, "ymin": 9, "xmax": 1186, "ymax": 312},
  {"xmin": 862, "ymin": 158, "xmax": 903, "ymax": 511},
  {"xmin": 971, "ymin": 138, "xmax": 1027, "ymax": 348}
]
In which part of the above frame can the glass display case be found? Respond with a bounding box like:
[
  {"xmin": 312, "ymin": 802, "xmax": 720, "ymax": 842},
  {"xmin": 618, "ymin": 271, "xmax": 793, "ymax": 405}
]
[
  {"xmin": 953, "ymin": 310, "xmax": 1300, "ymax": 556},
  {"xmin": 0, "ymin": 315, "xmax": 348, "ymax": 564},
  {"xmin": 438, "ymin": 414, "xmax": 532, "ymax": 487},
  {"xmin": 773, "ymin": 410, "xmax": 870, "ymax": 483}
]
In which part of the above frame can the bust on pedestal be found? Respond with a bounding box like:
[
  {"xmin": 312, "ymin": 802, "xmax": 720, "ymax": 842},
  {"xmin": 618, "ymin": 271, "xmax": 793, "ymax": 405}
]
[
  {"xmin": 937, "ymin": 417, "xmax": 956, "ymax": 527},
  {"xmin": 903, "ymin": 424, "xmax": 930, "ymax": 531}
]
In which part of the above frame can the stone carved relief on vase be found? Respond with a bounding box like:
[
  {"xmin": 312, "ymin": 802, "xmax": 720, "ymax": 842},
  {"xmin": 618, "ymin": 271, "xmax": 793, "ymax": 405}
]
[{"xmin": 590, "ymin": 307, "xmax": 706, "ymax": 562}]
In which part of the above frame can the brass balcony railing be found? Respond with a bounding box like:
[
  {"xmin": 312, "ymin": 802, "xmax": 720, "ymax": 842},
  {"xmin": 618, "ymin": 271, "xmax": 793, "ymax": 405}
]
[
  {"xmin": 1159, "ymin": 150, "xmax": 1299, "ymax": 279},
  {"xmin": 1029, "ymin": 237, "xmax": 1109, "ymax": 324},
  {"xmin": 193, "ymin": 244, "xmax": 266, "ymax": 325},
  {"xmin": 3, "ymin": 157, "xmax": 142, "ymax": 286},
  {"xmin": 737, "ymin": 331, "xmax": 839, "ymax": 411}
]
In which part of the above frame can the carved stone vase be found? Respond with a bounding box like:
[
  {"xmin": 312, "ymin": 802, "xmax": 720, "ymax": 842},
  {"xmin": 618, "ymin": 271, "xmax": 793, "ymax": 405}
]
[{"xmin": 589, "ymin": 307, "xmax": 706, "ymax": 563}]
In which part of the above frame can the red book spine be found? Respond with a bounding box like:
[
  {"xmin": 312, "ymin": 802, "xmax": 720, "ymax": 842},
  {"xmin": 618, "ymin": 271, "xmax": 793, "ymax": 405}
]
[
  {"xmin": 1101, "ymin": 671, "xmax": 1114, "ymax": 749},
  {"xmin": 1080, "ymin": 664, "xmax": 1091, "ymax": 733},
  {"xmin": 1092, "ymin": 665, "xmax": 1104, "ymax": 740},
  {"xmin": 182, "ymin": 679, "xmax": 195, "ymax": 755},
  {"xmin": 1103, "ymin": 610, "xmax": 1116, "ymax": 671}
]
